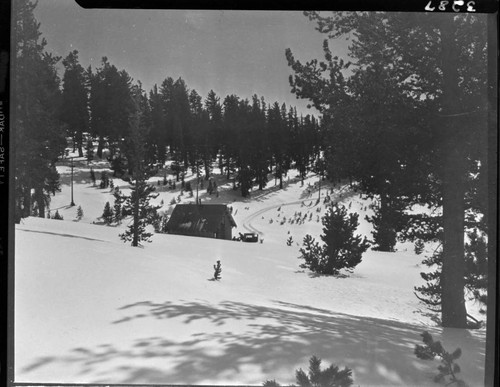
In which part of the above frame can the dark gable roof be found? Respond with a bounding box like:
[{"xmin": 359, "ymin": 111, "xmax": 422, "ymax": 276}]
[{"xmin": 167, "ymin": 204, "xmax": 237, "ymax": 234}]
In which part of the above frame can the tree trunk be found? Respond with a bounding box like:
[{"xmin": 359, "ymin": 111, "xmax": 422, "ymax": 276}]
[
  {"xmin": 440, "ymin": 16, "xmax": 467, "ymax": 328},
  {"xmin": 484, "ymin": 12, "xmax": 498, "ymax": 387},
  {"xmin": 97, "ymin": 136, "xmax": 105, "ymax": 158},
  {"xmin": 204, "ymin": 158, "xmax": 210, "ymax": 180},
  {"xmin": 76, "ymin": 130, "xmax": 84, "ymax": 157},
  {"xmin": 34, "ymin": 187, "xmax": 46, "ymax": 219},
  {"xmin": 22, "ymin": 186, "xmax": 31, "ymax": 219},
  {"xmin": 132, "ymin": 182, "xmax": 140, "ymax": 247}
]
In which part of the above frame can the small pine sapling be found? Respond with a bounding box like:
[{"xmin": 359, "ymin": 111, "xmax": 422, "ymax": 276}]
[
  {"xmin": 113, "ymin": 189, "xmax": 125, "ymax": 224},
  {"xmin": 414, "ymin": 239, "xmax": 425, "ymax": 255},
  {"xmin": 53, "ymin": 210, "xmax": 63, "ymax": 220},
  {"xmin": 76, "ymin": 205, "xmax": 84, "ymax": 220},
  {"xmin": 415, "ymin": 331, "xmax": 467, "ymax": 386},
  {"xmin": 100, "ymin": 171, "xmax": 109, "ymax": 189},
  {"xmin": 286, "ymin": 236, "xmax": 294, "ymax": 246},
  {"xmin": 101, "ymin": 201, "xmax": 114, "ymax": 225},
  {"xmin": 213, "ymin": 260, "xmax": 222, "ymax": 280},
  {"xmin": 263, "ymin": 356, "xmax": 353, "ymax": 387}
]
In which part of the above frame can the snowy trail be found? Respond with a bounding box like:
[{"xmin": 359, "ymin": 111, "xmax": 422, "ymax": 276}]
[
  {"xmin": 241, "ymin": 184, "xmax": 351, "ymax": 237},
  {"xmin": 242, "ymin": 200, "xmax": 313, "ymax": 236}
]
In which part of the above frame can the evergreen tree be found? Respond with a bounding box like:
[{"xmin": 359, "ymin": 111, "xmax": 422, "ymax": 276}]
[
  {"xmin": 205, "ymin": 90, "xmax": 224, "ymax": 173},
  {"xmin": 263, "ymin": 356, "xmax": 353, "ymax": 387},
  {"xmin": 120, "ymin": 178, "xmax": 160, "ymax": 246},
  {"xmin": 88, "ymin": 57, "xmax": 134, "ymax": 158},
  {"xmin": 148, "ymin": 84, "xmax": 167, "ymax": 164},
  {"xmin": 85, "ymin": 138, "xmax": 94, "ymax": 164},
  {"xmin": 415, "ymin": 331, "xmax": 467, "ymax": 386},
  {"xmin": 76, "ymin": 205, "xmax": 84, "ymax": 220},
  {"xmin": 213, "ymin": 260, "xmax": 222, "ymax": 280},
  {"xmin": 90, "ymin": 167, "xmax": 96, "ymax": 186},
  {"xmin": 299, "ymin": 204, "xmax": 370, "ymax": 275},
  {"xmin": 60, "ymin": 50, "xmax": 89, "ymax": 157},
  {"xmin": 99, "ymin": 171, "xmax": 109, "ymax": 189},
  {"xmin": 119, "ymin": 85, "xmax": 161, "ymax": 247},
  {"xmin": 113, "ymin": 187, "xmax": 124, "ymax": 224},
  {"xmin": 101, "ymin": 201, "xmax": 114, "ymax": 225},
  {"xmin": 13, "ymin": 0, "xmax": 67, "ymax": 221},
  {"xmin": 366, "ymin": 197, "xmax": 405, "ymax": 252},
  {"xmin": 268, "ymin": 101, "xmax": 289, "ymax": 189}
]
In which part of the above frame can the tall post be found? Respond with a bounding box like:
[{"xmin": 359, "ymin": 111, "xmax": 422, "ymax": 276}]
[{"xmin": 70, "ymin": 157, "xmax": 75, "ymax": 206}]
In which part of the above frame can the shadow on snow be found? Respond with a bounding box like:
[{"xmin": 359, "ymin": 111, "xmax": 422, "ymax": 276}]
[{"xmin": 21, "ymin": 300, "xmax": 485, "ymax": 385}]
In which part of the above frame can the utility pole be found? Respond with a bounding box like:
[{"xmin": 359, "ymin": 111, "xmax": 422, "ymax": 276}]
[{"xmin": 70, "ymin": 157, "xmax": 75, "ymax": 206}]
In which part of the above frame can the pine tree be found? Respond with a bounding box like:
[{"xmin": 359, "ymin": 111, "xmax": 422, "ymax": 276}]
[
  {"xmin": 299, "ymin": 204, "xmax": 370, "ymax": 275},
  {"xmin": 213, "ymin": 260, "xmax": 222, "ymax": 280},
  {"xmin": 53, "ymin": 210, "xmax": 63, "ymax": 220},
  {"xmin": 263, "ymin": 356, "xmax": 353, "ymax": 387},
  {"xmin": 414, "ymin": 239, "xmax": 425, "ymax": 255},
  {"xmin": 119, "ymin": 85, "xmax": 161, "ymax": 247},
  {"xmin": 99, "ymin": 171, "xmax": 109, "ymax": 189},
  {"xmin": 60, "ymin": 50, "xmax": 89, "ymax": 157},
  {"xmin": 119, "ymin": 179, "xmax": 160, "ymax": 246},
  {"xmin": 13, "ymin": 0, "xmax": 67, "ymax": 221},
  {"xmin": 101, "ymin": 201, "xmax": 114, "ymax": 225},
  {"xmin": 366, "ymin": 197, "xmax": 405, "ymax": 252},
  {"xmin": 113, "ymin": 188, "xmax": 124, "ymax": 224},
  {"xmin": 89, "ymin": 167, "xmax": 96, "ymax": 186},
  {"xmin": 415, "ymin": 331, "xmax": 467, "ymax": 386},
  {"xmin": 85, "ymin": 138, "xmax": 94, "ymax": 164},
  {"xmin": 76, "ymin": 205, "xmax": 83, "ymax": 220},
  {"xmin": 88, "ymin": 57, "xmax": 134, "ymax": 158}
]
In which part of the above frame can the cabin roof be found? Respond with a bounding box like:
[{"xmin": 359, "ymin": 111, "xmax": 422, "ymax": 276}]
[{"xmin": 167, "ymin": 204, "xmax": 237, "ymax": 234}]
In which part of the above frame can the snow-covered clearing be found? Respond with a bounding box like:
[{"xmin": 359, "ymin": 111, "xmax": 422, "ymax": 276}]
[{"xmin": 14, "ymin": 156, "xmax": 486, "ymax": 386}]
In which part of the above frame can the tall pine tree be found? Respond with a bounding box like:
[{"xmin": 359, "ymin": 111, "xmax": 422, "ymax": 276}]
[
  {"xmin": 60, "ymin": 50, "xmax": 89, "ymax": 157},
  {"xmin": 13, "ymin": 0, "xmax": 66, "ymax": 221}
]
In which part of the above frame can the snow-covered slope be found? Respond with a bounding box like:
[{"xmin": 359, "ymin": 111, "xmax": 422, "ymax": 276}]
[{"xmin": 14, "ymin": 157, "xmax": 486, "ymax": 386}]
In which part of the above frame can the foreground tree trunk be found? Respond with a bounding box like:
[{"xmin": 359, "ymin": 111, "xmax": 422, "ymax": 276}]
[
  {"xmin": 132, "ymin": 180, "xmax": 140, "ymax": 247},
  {"xmin": 439, "ymin": 16, "xmax": 468, "ymax": 328}
]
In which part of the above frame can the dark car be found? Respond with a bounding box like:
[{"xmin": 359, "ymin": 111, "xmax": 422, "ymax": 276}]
[{"xmin": 241, "ymin": 232, "xmax": 259, "ymax": 243}]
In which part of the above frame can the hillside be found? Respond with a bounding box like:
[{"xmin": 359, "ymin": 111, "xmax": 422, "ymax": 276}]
[{"xmin": 14, "ymin": 156, "xmax": 486, "ymax": 386}]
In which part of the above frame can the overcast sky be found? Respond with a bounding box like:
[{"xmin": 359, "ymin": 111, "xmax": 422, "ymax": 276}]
[{"xmin": 34, "ymin": 2, "xmax": 351, "ymax": 116}]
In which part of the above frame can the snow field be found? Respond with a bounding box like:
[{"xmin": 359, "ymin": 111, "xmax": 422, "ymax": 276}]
[{"xmin": 14, "ymin": 157, "xmax": 486, "ymax": 386}]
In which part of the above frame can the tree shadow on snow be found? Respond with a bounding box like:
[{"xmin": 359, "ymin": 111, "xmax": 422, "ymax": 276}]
[{"xmin": 19, "ymin": 300, "xmax": 486, "ymax": 386}]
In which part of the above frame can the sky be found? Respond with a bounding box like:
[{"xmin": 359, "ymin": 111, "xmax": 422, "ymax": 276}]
[{"xmin": 33, "ymin": 1, "xmax": 351, "ymax": 116}]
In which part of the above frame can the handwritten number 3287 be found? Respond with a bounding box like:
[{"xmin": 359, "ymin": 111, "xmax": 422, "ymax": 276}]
[{"xmin": 425, "ymin": 0, "xmax": 476, "ymax": 11}]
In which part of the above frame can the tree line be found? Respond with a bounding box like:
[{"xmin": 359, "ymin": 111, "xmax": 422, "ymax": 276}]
[{"xmin": 13, "ymin": 0, "xmax": 322, "ymax": 224}]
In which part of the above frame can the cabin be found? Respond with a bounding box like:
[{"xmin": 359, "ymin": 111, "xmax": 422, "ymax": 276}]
[{"xmin": 166, "ymin": 204, "xmax": 237, "ymax": 240}]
